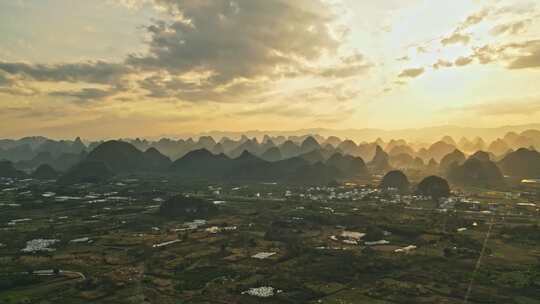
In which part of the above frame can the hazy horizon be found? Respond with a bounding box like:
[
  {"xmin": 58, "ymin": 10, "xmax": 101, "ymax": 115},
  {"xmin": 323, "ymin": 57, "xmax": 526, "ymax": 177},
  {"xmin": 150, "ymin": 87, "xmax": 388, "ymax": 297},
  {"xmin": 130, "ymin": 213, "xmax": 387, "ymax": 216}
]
[{"xmin": 3, "ymin": 122, "xmax": 540, "ymax": 144}]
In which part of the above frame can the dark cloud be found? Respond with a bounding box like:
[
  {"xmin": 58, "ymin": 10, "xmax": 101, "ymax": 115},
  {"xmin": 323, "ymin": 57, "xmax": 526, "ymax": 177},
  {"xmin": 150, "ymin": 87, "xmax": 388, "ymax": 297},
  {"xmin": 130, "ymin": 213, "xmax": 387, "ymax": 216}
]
[
  {"xmin": 398, "ymin": 68, "xmax": 424, "ymax": 78},
  {"xmin": 0, "ymin": 71, "xmax": 40, "ymax": 96},
  {"xmin": 122, "ymin": 0, "xmax": 367, "ymax": 102},
  {"xmin": 49, "ymin": 88, "xmax": 117, "ymax": 101},
  {"xmin": 0, "ymin": 61, "xmax": 129, "ymax": 84},
  {"xmin": 0, "ymin": 71, "xmax": 11, "ymax": 86},
  {"xmin": 128, "ymin": 0, "xmax": 342, "ymax": 87},
  {"xmin": 138, "ymin": 74, "xmax": 202, "ymax": 99},
  {"xmin": 0, "ymin": 61, "xmax": 130, "ymax": 101},
  {"xmin": 0, "ymin": 0, "xmax": 361, "ymax": 103},
  {"xmin": 138, "ymin": 72, "xmax": 269, "ymax": 103}
]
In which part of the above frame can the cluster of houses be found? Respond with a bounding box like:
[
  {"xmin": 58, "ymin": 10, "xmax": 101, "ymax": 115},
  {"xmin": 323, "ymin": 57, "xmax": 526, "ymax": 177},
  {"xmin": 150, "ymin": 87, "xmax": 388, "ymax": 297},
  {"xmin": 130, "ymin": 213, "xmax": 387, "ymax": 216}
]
[
  {"xmin": 285, "ymin": 186, "xmax": 380, "ymax": 202},
  {"xmin": 21, "ymin": 239, "xmax": 59, "ymax": 253},
  {"xmin": 241, "ymin": 286, "xmax": 282, "ymax": 298}
]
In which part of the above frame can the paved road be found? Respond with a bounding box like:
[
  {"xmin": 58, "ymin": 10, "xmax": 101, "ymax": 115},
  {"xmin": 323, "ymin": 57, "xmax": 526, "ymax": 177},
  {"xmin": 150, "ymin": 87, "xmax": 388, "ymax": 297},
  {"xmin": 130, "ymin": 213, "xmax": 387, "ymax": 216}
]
[{"xmin": 60, "ymin": 270, "xmax": 86, "ymax": 280}]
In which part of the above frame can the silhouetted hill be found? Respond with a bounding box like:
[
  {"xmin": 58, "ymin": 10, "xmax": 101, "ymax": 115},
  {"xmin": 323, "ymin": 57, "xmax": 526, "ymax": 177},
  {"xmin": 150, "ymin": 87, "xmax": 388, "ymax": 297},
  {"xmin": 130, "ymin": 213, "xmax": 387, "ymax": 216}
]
[
  {"xmin": 87, "ymin": 140, "xmax": 146, "ymax": 173},
  {"xmin": 469, "ymin": 151, "xmax": 494, "ymax": 162},
  {"xmin": 439, "ymin": 149, "xmax": 466, "ymax": 174},
  {"xmin": 224, "ymin": 151, "xmax": 269, "ymax": 180},
  {"xmin": 380, "ymin": 170, "xmax": 410, "ymax": 193},
  {"xmin": 228, "ymin": 138, "xmax": 260, "ymax": 158},
  {"xmin": 326, "ymin": 153, "xmax": 369, "ymax": 178},
  {"xmin": 32, "ymin": 164, "xmax": 59, "ymax": 180},
  {"xmin": 211, "ymin": 142, "xmax": 224, "ymax": 155},
  {"xmin": 336, "ymin": 139, "xmax": 356, "ymax": 154},
  {"xmin": 300, "ymin": 136, "xmax": 321, "ymax": 154},
  {"xmin": 324, "ymin": 136, "xmax": 342, "ymax": 147},
  {"xmin": 0, "ymin": 160, "xmax": 27, "ymax": 178},
  {"xmin": 170, "ymin": 148, "xmax": 345, "ymax": 184},
  {"xmin": 300, "ymin": 149, "xmax": 326, "ymax": 164},
  {"xmin": 196, "ymin": 136, "xmax": 216, "ymax": 151},
  {"xmin": 5, "ymin": 127, "xmax": 540, "ymax": 183},
  {"xmin": 441, "ymin": 136, "xmax": 457, "ymax": 146},
  {"xmin": 369, "ymin": 145, "xmax": 391, "ymax": 173},
  {"xmin": 426, "ymin": 141, "xmax": 456, "ymax": 162},
  {"xmin": 498, "ymin": 148, "xmax": 540, "ymax": 178},
  {"xmin": 389, "ymin": 153, "xmax": 415, "ymax": 169},
  {"xmin": 57, "ymin": 161, "xmax": 113, "ymax": 184},
  {"xmin": 488, "ymin": 138, "xmax": 510, "ymax": 156},
  {"xmin": 34, "ymin": 139, "xmax": 84, "ymax": 157},
  {"xmin": 259, "ymin": 139, "xmax": 276, "ymax": 155},
  {"xmin": 411, "ymin": 157, "xmax": 425, "ymax": 170},
  {"xmin": 16, "ymin": 151, "xmax": 86, "ymax": 172},
  {"xmin": 426, "ymin": 158, "xmax": 439, "ymax": 173},
  {"xmin": 388, "ymin": 145, "xmax": 415, "ymax": 156},
  {"xmin": 448, "ymin": 156, "xmax": 504, "ymax": 187},
  {"xmin": 15, "ymin": 152, "xmax": 55, "ymax": 170},
  {"xmin": 54, "ymin": 152, "xmax": 87, "ymax": 172},
  {"xmin": 170, "ymin": 149, "xmax": 231, "ymax": 179},
  {"xmin": 471, "ymin": 137, "xmax": 486, "ymax": 152},
  {"xmin": 0, "ymin": 144, "xmax": 34, "ymax": 162},
  {"xmin": 87, "ymin": 140, "xmax": 170, "ymax": 173},
  {"xmin": 260, "ymin": 147, "xmax": 283, "ymax": 162},
  {"xmin": 458, "ymin": 137, "xmax": 473, "ymax": 152},
  {"xmin": 144, "ymin": 147, "xmax": 172, "ymax": 171},
  {"xmin": 417, "ymin": 176, "xmax": 450, "ymax": 199},
  {"xmin": 385, "ymin": 139, "xmax": 407, "ymax": 152},
  {"xmin": 279, "ymin": 140, "xmax": 301, "ymax": 159}
]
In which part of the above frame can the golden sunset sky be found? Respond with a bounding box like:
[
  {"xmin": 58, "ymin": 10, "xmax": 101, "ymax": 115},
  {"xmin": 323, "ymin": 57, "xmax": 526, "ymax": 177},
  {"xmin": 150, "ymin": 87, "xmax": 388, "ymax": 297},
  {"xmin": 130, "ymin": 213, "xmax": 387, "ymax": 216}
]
[{"xmin": 0, "ymin": 0, "xmax": 539, "ymax": 139}]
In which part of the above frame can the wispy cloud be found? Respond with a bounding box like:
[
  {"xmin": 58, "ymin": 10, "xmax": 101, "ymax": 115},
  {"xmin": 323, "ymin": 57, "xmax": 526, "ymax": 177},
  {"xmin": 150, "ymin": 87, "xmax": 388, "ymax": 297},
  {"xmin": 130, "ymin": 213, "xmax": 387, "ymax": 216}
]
[
  {"xmin": 441, "ymin": 32, "xmax": 471, "ymax": 46},
  {"xmin": 398, "ymin": 68, "xmax": 424, "ymax": 78},
  {"xmin": 449, "ymin": 96, "xmax": 540, "ymax": 116}
]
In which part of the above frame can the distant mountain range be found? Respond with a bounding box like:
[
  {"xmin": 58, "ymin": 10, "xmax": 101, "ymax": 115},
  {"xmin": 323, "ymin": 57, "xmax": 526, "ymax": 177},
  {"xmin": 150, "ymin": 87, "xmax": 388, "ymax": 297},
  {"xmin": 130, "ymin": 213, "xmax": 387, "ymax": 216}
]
[
  {"xmin": 2, "ymin": 129, "xmax": 540, "ymax": 186},
  {"xmin": 173, "ymin": 123, "xmax": 540, "ymax": 143},
  {"xmin": 3, "ymin": 129, "xmax": 540, "ymax": 164}
]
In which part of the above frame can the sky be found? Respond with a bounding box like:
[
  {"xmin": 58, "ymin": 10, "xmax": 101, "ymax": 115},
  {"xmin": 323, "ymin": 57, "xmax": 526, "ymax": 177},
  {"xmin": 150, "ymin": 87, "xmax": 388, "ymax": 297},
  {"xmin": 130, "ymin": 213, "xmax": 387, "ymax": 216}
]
[{"xmin": 0, "ymin": 0, "xmax": 539, "ymax": 139}]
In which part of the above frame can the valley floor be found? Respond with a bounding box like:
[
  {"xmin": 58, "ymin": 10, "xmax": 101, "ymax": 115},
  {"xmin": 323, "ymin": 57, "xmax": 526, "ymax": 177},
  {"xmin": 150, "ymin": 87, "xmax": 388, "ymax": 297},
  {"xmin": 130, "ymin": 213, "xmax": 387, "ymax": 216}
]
[{"xmin": 0, "ymin": 177, "xmax": 539, "ymax": 304}]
